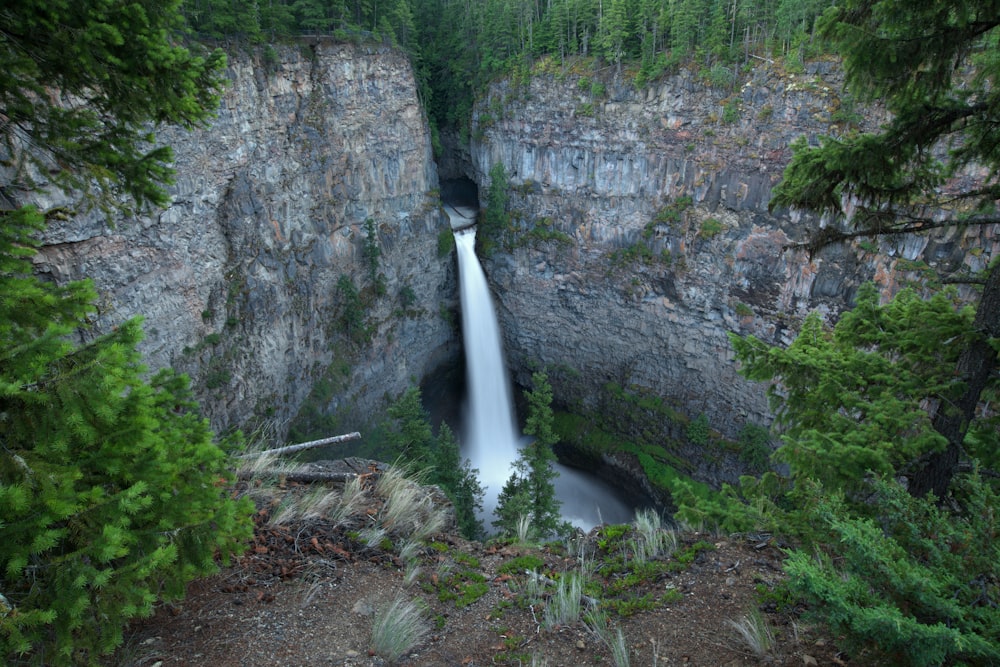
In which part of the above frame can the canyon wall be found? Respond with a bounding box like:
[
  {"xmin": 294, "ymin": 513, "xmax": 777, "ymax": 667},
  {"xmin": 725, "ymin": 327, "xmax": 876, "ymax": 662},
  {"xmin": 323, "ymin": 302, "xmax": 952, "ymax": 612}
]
[
  {"xmin": 30, "ymin": 41, "xmax": 457, "ymax": 437},
  {"xmin": 465, "ymin": 60, "xmax": 998, "ymax": 482},
  {"xmin": 20, "ymin": 43, "xmax": 998, "ymax": 486}
]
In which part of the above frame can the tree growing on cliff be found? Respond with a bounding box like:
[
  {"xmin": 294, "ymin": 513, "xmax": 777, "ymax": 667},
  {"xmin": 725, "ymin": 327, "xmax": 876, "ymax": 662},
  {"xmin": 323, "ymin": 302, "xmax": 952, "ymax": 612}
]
[
  {"xmin": 479, "ymin": 162, "xmax": 510, "ymax": 256},
  {"xmin": 1, "ymin": 1, "xmax": 253, "ymax": 663},
  {"xmin": 494, "ymin": 372, "xmax": 565, "ymax": 539}
]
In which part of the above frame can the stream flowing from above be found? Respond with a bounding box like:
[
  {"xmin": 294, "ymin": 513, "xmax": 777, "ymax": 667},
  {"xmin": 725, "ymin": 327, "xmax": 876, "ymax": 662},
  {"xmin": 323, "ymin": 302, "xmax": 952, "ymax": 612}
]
[{"xmin": 448, "ymin": 206, "xmax": 635, "ymax": 531}]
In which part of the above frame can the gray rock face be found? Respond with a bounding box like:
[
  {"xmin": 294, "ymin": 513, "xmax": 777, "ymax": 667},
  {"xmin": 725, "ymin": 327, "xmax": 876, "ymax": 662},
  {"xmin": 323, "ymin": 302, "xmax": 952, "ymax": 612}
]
[
  {"xmin": 30, "ymin": 42, "xmax": 456, "ymax": 436},
  {"xmin": 465, "ymin": 62, "xmax": 998, "ymax": 483}
]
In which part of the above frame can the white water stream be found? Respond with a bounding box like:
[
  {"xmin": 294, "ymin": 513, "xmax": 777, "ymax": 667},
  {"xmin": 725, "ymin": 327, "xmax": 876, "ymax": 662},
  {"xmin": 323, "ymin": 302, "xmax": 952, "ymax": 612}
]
[
  {"xmin": 448, "ymin": 206, "xmax": 635, "ymax": 531},
  {"xmin": 453, "ymin": 226, "xmax": 520, "ymax": 518}
]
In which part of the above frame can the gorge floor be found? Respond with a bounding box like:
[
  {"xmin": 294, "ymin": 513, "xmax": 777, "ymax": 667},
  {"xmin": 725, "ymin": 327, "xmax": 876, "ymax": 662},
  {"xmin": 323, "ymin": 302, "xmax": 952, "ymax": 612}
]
[{"xmin": 111, "ymin": 479, "xmax": 847, "ymax": 667}]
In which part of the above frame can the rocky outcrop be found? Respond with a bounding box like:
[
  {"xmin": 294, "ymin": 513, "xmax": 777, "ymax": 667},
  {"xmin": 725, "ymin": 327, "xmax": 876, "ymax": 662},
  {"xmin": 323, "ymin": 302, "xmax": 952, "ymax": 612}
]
[
  {"xmin": 465, "ymin": 60, "xmax": 998, "ymax": 483},
  {"xmin": 30, "ymin": 41, "xmax": 457, "ymax": 436}
]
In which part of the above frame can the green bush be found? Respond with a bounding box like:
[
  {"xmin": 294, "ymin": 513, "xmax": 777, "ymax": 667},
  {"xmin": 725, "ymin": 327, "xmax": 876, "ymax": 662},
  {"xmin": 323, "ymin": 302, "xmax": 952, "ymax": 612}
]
[
  {"xmin": 737, "ymin": 423, "xmax": 771, "ymax": 472},
  {"xmin": 785, "ymin": 477, "xmax": 1000, "ymax": 666},
  {"xmin": 686, "ymin": 413, "xmax": 710, "ymax": 446},
  {"xmin": 707, "ymin": 64, "xmax": 734, "ymax": 89},
  {"xmin": 336, "ymin": 274, "xmax": 369, "ymax": 345},
  {"xmin": 721, "ymin": 100, "xmax": 740, "ymax": 124},
  {"xmin": 437, "ymin": 227, "xmax": 455, "ymax": 257},
  {"xmin": 0, "ymin": 210, "xmax": 252, "ymax": 665},
  {"xmin": 698, "ymin": 218, "xmax": 724, "ymax": 239}
]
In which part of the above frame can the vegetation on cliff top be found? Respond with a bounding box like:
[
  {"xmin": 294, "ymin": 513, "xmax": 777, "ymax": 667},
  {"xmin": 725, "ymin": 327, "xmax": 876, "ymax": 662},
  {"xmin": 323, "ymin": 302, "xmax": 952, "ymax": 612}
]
[{"xmin": 175, "ymin": 0, "xmax": 838, "ymax": 142}]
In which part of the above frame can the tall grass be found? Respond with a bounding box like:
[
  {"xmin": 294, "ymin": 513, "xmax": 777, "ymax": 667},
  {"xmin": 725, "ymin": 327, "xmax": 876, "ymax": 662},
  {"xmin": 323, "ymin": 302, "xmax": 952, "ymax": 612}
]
[
  {"xmin": 268, "ymin": 486, "xmax": 340, "ymax": 525},
  {"xmin": 584, "ymin": 609, "xmax": 631, "ymax": 667},
  {"xmin": 631, "ymin": 508, "xmax": 677, "ymax": 564},
  {"xmin": 376, "ymin": 465, "xmax": 448, "ymax": 541},
  {"xmin": 727, "ymin": 608, "xmax": 774, "ymax": 659},
  {"xmin": 370, "ymin": 595, "xmax": 430, "ymax": 663},
  {"xmin": 543, "ymin": 572, "xmax": 586, "ymax": 629}
]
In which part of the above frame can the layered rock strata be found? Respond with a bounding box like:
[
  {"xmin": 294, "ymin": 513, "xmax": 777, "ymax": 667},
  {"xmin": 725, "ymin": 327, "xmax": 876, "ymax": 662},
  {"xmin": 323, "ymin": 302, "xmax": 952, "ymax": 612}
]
[
  {"xmin": 30, "ymin": 41, "xmax": 456, "ymax": 436},
  {"xmin": 467, "ymin": 61, "xmax": 997, "ymax": 484}
]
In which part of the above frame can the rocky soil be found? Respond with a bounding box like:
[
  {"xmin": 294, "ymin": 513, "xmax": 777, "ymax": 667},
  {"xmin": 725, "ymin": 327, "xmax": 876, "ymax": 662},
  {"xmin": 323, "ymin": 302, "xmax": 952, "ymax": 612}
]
[{"xmin": 110, "ymin": 463, "xmax": 848, "ymax": 667}]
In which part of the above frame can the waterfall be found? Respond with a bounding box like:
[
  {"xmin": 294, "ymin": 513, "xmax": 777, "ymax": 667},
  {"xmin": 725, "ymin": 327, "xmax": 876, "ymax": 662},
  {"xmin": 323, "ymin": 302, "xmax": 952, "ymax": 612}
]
[
  {"xmin": 453, "ymin": 227, "xmax": 520, "ymax": 517},
  {"xmin": 447, "ymin": 202, "xmax": 636, "ymax": 531}
]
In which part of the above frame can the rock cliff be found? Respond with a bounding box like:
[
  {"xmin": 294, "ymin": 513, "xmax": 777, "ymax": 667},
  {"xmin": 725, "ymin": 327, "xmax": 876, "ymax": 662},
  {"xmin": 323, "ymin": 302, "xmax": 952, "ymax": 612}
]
[
  {"xmin": 30, "ymin": 41, "xmax": 456, "ymax": 436},
  {"xmin": 22, "ymin": 45, "xmax": 998, "ymax": 488},
  {"xmin": 465, "ymin": 59, "xmax": 998, "ymax": 483}
]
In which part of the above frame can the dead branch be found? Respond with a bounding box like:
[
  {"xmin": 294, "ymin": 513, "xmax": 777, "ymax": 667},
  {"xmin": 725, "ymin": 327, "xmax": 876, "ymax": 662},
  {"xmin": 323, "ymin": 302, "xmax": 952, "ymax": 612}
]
[{"xmin": 237, "ymin": 432, "xmax": 362, "ymax": 458}]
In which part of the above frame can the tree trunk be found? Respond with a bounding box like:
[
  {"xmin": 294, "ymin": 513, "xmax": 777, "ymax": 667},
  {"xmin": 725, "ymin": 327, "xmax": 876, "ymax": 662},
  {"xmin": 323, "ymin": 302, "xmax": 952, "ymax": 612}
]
[
  {"xmin": 908, "ymin": 264, "xmax": 1000, "ymax": 499},
  {"xmin": 235, "ymin": 432, "xmax": 361, "ymax": 458}
]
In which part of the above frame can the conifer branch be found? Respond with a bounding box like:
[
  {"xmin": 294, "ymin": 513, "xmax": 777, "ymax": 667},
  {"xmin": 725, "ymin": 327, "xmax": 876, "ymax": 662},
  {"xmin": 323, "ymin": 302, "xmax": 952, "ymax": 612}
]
[{"xmin": 784, "ymin": 212, "xmax": 1000, "ymax": 256}]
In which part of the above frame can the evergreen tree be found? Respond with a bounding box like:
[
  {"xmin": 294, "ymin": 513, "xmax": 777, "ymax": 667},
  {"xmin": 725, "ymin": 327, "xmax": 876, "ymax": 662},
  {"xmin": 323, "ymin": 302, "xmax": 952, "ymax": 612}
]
[
  {"xmin": 386, "ymin": 388, "xmax": 485, "ymax": 539},
  {"xmin": 431, "ymin": 422, "xmax": 485, "ymax": 539},
  {"xmin": 386, "ymin": 387, "xmax": 436, "ymax": 463},
  {"xmin": 708, "ymin": 1, "xmax": 1000, "ymax": 659},
  {"xmin": 770, "ymin": 0, "xmax": 1000, "ymax": 499},
  {"xmin": 784, "ymin": 476, "xmax": 1000, "ymax": 666},
  {"xmin": 1, "ymin": 0, "xmax": 227, "ymax": 211},
  {"xmin": 731, "ymin": 284, "xmax": 984, "ymax": 494},
  {"xmin": 713, "ymin": 283, "xmax": 999, "ymax": 663},
  {"xmin": 0, "ymin": 209, "xmax": 253, "ymax": 666},
  {"xmin": 1, "ymin": 2, "xmax": 252, "ymax": 663},
  {"xmin": 493, "ymin": 372, "xmax": 564, "ymax": 539},
  {"xmin": 479, "ymin": 162, "xmax": 510, "ymax": 255},
  {"xmin": 362, "ymin": 217, "xmax": 386, "ymax": 295}
]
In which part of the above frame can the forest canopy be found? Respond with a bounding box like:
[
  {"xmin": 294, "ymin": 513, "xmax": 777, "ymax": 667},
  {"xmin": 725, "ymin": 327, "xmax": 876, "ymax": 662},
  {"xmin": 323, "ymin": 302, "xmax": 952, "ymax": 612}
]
[{"xmin": 178, "ymin": 0, "xmax": 836, "ymax": 130}]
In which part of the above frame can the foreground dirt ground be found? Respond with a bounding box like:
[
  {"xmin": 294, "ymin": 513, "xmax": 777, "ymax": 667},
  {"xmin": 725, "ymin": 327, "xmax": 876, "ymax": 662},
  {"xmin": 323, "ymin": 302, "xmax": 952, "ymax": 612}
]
[{"xmin": 110, "ymin": 469, "xmax": 848, "ymax": 667}]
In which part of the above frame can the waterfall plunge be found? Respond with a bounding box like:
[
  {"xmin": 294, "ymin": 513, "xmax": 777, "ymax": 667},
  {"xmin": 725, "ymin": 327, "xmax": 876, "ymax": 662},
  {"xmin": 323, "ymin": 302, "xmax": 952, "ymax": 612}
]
[
  {"xmin": 453, "ymin": 227, "xmax": 519, "ymax": 518},
  {"xmin": 448, "ymin": 207, "xmax": 636, "ymax": 531}
]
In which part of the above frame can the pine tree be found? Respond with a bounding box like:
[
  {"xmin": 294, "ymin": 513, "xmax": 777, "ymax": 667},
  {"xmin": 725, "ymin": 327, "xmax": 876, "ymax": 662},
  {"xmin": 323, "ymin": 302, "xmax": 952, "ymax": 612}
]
[
  {"xmin": 783, "ymin": 476, "xmax": 1000, "ymax": 666},
  {"xmin": 713, "ymin": 3, "xmax": 1000, "ymax": 658},
  {"xmin": 770, "ymin": 0, "xmax": 1000, "ymax": 499},
  {"xmin": 479, "ymin": 162, "xmax": 510, "ymax": 255},
  {"xmin": 386, "ymin": 388, "xmax": 485, "ymax": 539},
  {"xmin": 493, "ymin": 372, "xmax": 564, "ymax": 539},
  {"xmin": 1, "ymin": 2, "xmax": 252, "ymax": 663},
  {"xmin": 730, "ymin": 283, "xmax": 983, "ymax": 494},
  {"xmin": 0, "ymin": 210, "xmax": 252, "ymax": 665},
  {"xmin": 432, "ymin": 423, "xmax": 486, "ymax": 539},
  {"xmin": 1, "ymin": 0, "xmax": 227, "ymax": 211}
]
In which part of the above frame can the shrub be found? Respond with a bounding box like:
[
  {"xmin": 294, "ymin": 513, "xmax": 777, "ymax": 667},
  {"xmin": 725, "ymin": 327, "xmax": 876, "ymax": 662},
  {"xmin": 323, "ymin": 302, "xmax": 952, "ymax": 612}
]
[
  {"xmin": 0, "ymin": 215, "xmax": 252, "ymax": 664},
  {"xmin": 437, "ymin": 227, "xmax": 455, "ymax": 257},
  {"xmin": 698, "ymin": 218, "xmax": 724, "ymax": 239},
  {"xmin": 784, "ymin": 477, "xmax": 1000, "ymax": 666},
  {"xmin": 706, "ymin": 64, "xmax": 734, "ymax": 88},
  {"xmin": 686, "ymin": 413, "xmax": 711, "ymax": 446},
  {"xmin": 721, "ymin": 100, "xmax": 740, "ymax": 124}
]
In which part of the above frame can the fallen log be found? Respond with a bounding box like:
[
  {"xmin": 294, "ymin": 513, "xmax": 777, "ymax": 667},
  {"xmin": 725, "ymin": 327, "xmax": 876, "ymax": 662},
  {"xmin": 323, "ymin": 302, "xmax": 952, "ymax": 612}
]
[
  {"xmin": 236, "ymin": 432, "xmax": 362, "ymax": 458},
  {"xmin": 236, "ymin": 469, "xmax": 363, "ymax": 484}
]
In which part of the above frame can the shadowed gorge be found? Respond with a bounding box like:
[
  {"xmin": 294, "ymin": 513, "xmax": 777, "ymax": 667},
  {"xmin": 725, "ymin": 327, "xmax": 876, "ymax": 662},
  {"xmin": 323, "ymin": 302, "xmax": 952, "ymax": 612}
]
[{"xmin": 3, "ymin": 0, "xmax": 999, "ymax": 662}]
